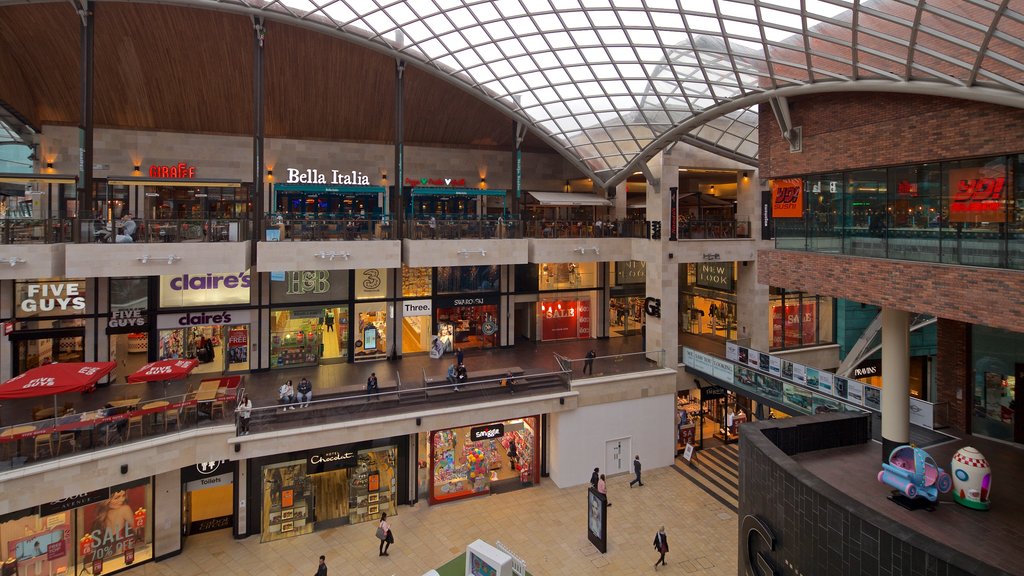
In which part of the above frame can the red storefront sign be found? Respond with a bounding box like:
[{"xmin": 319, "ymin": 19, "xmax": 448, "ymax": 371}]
[
  {"xmin": 540, "ymin": 300, "xmax": 590, "ymax": 340},
  {"xmin": 148, "ymin": 162, "xmax": 197, "ymax": 179},
  {"xmin": 770, "ymin": 302, "xmax": 816, "ymax": 349}
]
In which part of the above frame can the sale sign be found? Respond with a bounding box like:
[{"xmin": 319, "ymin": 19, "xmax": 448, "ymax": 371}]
[{"xmin": 771, "ymin": 178, "xmax": 803, "ymax": 218}]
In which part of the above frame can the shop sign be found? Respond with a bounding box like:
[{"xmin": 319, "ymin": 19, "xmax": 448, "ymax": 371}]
[
  {"xmin": 643, "ymin": 297, "xmax": 661, "ymax": 318},
  {"xmin": 285, "ymin": 271, "xmax": 330, "ymax": 295},
  {"xmin": 402, "ymin": 299, "xmax": 432, "ymax": 317},
  {"xmin": 948, "ymin": 168, "xmax": 1007, "ymax": 223},
  {"xmin": 39, "ymin": 488, "xmax": 110, "ymax": 516},
  {"xmin": 271, "ymin": 270, "xmax": 348, "ymax": 303},
  {"xmin": 106, "ymin": 308, "xmax": 147, "ymax": 333},
  {"xmin": 470, "ymin": 423, "xmax": 505, "ymax": 441},
  {"xmin": 307, "ymin": 448, "xmax": 357, "ymax": 473},
  {"xmin": 46, "ymin": 538, "xmax": 66, "ymax": 561},
  {"xmin": 17, "ymin": 282, "xmax": 87, "ymax": 316},
  {"xmin": 160, "ymin": 271, "xmax": 251, "ymax": 308},
  {"xmin": 157, "ymin": 309, "xmax": 251, "ymax": 329},
  {"xmin": 696, "ymin": 263, "xmax": 733, "ymax": 291},
  {"xmin": 701, "ymin": 385, "xmax": 729, "ymax": 401},
  {"xmin": 149, "ymin": 162, "xmax": 197, "ymax": 179},
  {"xmin": 761, "ymin": 190, "xmax": 774, "ymax": 240},
  {"xmin": 851, "ymin": 359, "xmax": 881, "ymax": 379},
  {"xmin": 683, "ymin": 347, "xmax": 734, "ymax": 385},
  {"xmin": 181, "ymin": 460, "xmax": 234, "ymax": 484},
  {"xmin": 286, "ymin": 168, "xmax": 371, "ymax": 185},
  {"xmin": 185, "ymin": 472, "xmax": 233, "ymax": 492},
  {"xmin": 435, "ymin": 294, "xmax": 500, "ymax": 308},
  {"xmin": 741, "ymin": 515, "xmax": 779, "ymax": 575},
  {"xmin": 190, "ymin": 516, "xmax": 232, "ymax": 534},
  {"xmin": 770, "ymin": 178, "xmax": 803, "ymax": 218},
  {"xmin": 3, "ymin": 321, "xmax": 13, "ymax": 336},
  {"xmin": 614, "ymin": 260, "xmax": 646, "ymax": 285},
  {"xmin": 355, "ymin": 268, "xmax": 387, "ymax": 300},
  {"xmin": 404, "ymin": 177, "xmax": 467, "ymax": 186}
]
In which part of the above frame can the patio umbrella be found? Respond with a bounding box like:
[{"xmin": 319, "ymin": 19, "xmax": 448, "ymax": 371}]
[
  {"xmin": 126, "ymin": 359, "xmax": 199, "ymax": 397},
  {"xmin": 0, "ymin": 362, "xmax": 116, "ymax": 426}
]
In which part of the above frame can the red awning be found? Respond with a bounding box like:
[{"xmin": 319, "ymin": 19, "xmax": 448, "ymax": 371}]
[
  {"xmin": 0, "ymin": 362, "xmax": 116, "ymax": 399},
  {"xmin": 125, "ymin": 359, "xmax": 199, "ymax": 383}
]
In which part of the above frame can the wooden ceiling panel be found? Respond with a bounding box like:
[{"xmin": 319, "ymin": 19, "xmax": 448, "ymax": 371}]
[
  {"xmin": 0, "ymin": 4, "xmax": 80, "ymax": 127},
  {"xmin": 94, "ymin": 3, "xmax": 253, "ymax": 134},
  {"xmin": 264, "ymin": 20, "xmax": 395, "ymax": 141}
]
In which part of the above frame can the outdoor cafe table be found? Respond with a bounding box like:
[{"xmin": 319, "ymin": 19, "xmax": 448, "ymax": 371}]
[
  {"xmin": 141, "ymin": 400, "xmax": 170, "ymax": 430},
  {"xmin": 192, "ymin": 381, "xmax": 221, "ymax": 419},
  {"xmin": 1, "ymin": 424, "xmax": 38, "ymax": 460}
]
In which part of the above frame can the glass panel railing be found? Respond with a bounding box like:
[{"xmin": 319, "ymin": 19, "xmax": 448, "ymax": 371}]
[
  {"xmin": 406, "ymin": 218, "xmax": 522, "ymax": 240},
  {"xmin": 524, "ymin": 219, "xmax": 644, "ymax": 239},
  {"xmin": 0, "ymin": 218, "xmax": 73, "ymax": 244},
  {"xmin": 263, "ymin": 215, "xmax": 393, "ymax": 241},
  {"xmin": 562, "ymin": 350, "xmax": 665, "ymax": 379},
  {"xmin": 676, "ymin": 219, "xmax": 751, "ymax": 239},
  {"xmin": 82, "ymin": 217, "xmax": 250, "ymax": 243}
]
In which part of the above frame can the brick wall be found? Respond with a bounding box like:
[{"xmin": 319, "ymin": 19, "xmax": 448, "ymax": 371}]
[
  {"xmin": 758, "ymin": 249, "xmax": 1024, "ymax": 334},
  {"xmin": 935, "ymin": 319, "xmax": 970, "ymax": 434},
  {"xmin": 759, "ymin": 93, "xmax": 1024, "ymax": 178}
]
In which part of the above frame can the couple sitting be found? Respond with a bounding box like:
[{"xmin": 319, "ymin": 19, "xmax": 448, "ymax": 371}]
[{"xmin": 279, "ymin": 378, "xmax": 313, "ymax": 410}]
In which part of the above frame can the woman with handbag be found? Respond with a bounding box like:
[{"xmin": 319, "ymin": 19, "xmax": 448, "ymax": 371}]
[{"xmin": 377, "ymin": 512, "xmax": 393, "ymax": 556}]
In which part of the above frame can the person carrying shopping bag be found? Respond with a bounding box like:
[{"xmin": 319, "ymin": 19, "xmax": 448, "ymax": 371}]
[{"xmin": 376, "ymin": 512, "xmax": 394, "ymax": 556}]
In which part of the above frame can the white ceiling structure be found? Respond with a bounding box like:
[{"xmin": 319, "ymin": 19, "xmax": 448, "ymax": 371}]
[{"xmin": 12, "ymin": 0, "xmax": 1024, "ymax": 187}]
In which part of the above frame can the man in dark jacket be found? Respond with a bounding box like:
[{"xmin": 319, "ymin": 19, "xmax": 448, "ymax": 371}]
[
  {"xmin": 297, "ymin": 377, "xmax": 313, "ymax": 408},
  {"xmin": 590, "ymin": 467, "xmax": 600, "ymax": 489},
  {"xmin": 630, "ymin": 454, "xmax": 644, "ymax": 487},
  {"xmin": 653, "ymin": 527, "xmax": 668, "ymax": 569},
  {"xmin": 315, "ymin": 555, "xmax": 327, "ymax": 576}
]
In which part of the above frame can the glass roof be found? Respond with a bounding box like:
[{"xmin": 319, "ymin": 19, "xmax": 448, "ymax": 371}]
[{"xmin": 13, "ymin": 0, "xmax": 1024, "ymax": 186}]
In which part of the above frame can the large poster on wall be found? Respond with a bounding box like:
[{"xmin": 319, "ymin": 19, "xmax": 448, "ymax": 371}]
[
  {"xmin": 540, "ymin": 300, "xmax": 591, "ymax": 340},
  {"xmin": 770, "ymin": 178, "xmax": 803, "ymax": 218},
  {"xmin": 947, "ymin": 164, "xmax": 1007, "ymax": 223},
  {"xmin": 770, "ymin": 301, "xmax": 816, "ymax": 349}
]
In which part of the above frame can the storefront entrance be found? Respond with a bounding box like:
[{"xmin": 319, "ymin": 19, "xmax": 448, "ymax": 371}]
[
  {"xmin": 158, "ymin": 324, "xmax": 250, "ymax": 374},
  {"xmin": 181, "ymin": 461, "xmax": 236, "ymax": 537},
  {"xmin": 11, "ymin": 328, "xmax": 85, "ymax": 374},
  {"xmin": 270, "ymin": 306, "xmax": 348, "ymax": 368}
]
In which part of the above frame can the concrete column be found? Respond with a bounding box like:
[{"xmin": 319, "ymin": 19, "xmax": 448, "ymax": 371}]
[
  {"xmin": 880, "ymin": 307, "xmax": 910, "ymax": 461},
  {"xmin": 735, "ymin": 169, "xmax": 759, "ymax": 240},
  {"xmin": 735, "ymin": 261, "xmax": 768, "ymax": 350},
  {"xmin": 643, "ymin": 152, "xmax": 678, "ymax": 365},
  {"xmin": 614, "ymin": 182, "xmax": 628, "ymax": 220}
]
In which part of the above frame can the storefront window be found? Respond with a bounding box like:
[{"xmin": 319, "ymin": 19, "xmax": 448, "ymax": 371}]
[
  {"xmin": 539, "ymin": 298, "xmax": 592, "ymax": 340},
  {"xmin": 430, "ymin": 417, "xmax": 539, "ymax": 504},
  {"xmin": 971, "ymin": 325, "xmax": 1022, "ymax": 443},
  {"xmin": 805, "ymin": 173, "xmax": 843, "ymax": 252},
  {"xmin": 843, "ymin": 168, "xmax": 888, "ymax": 257},
  {"xmin": 270, "ymin": 307, "xmax": 348, "ymax": 368},
  {"xmin": 402, "ymin": 265, "xmax": 432, "ymax": 297},
  {"xmin": 681, "ymin": 264, "xmax": 736, "ymax": 340},
  {"xmin": 157, "ymin": 311, "xmax": 251, "ymax": 374},
  {"xmin": 400, "ymin": 299, "xmax": 432, "ymax": 355},
  {"xmin": 109, "ymin": 277, "xmax": 150, "ymax": 384},
  {"xmin": 609, "ymin": 296, "xmax": 644, "ymax": 337},
  {"xmin": 768, "ymin": 289, "xmax": 834, "ymax": 350},
  {"xmin": 942, "ymin": 156, "xmax": 1008, "ymax": 267},
  {"xmin": 1012, "ymin": 155, "xmax": 1024, "ymax": 270},
  {"xmin": 354, "ymin": 303, "xmax": 387, "ymax": 361},
  {"xmin": 538, "ymin": 262, "xmax": 597, "ymax": 290},
  {"xmin": 437, "ymin": 265, "xmax": 499, "ymax": 294},
  {"xmin": 1, "ymin": 510, "xmax": 73, "ymax": 576},
  {"xmin": 436, "ymin": 297, "xmax": 499, "ymax": 351},
  {"xmin": 261, "ymin": 460, "xmax": 312, "ymax": 542}
]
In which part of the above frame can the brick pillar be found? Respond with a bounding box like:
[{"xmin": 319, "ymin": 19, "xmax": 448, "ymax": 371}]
[{"xmin": 936, "ymin": 318, "xmax": 971, "ymax": 434}]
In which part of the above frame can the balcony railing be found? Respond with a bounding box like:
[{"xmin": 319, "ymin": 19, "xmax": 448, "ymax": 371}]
[
  {"xmin": 405, "ymin": 217, "xmax": 523, "ymax": 240},
  {"xmin": 0, "ymin": 218, "xmax": 73, "ymax": 244},
  {"xmin": 264, "ymin": 215, "xmax": 394, "ymax": 241},
  {"xmin": 84, "ymin": 217, "xmax": 250, "ymax": 243},
  {"xmin": 524, "ymin": 219, "xmax": 646, "ymax": 239},
  {"xmin": 775, "ymin": 220, "xmax": 1024, "ymax": 270},
  {"xmin": 676, "ymin": 219, "xmax": 751, "ymax": 239}
]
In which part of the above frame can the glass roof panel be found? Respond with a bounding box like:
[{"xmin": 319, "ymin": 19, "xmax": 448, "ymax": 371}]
[{"xmin": 172, "ymin": 0, "xmax": 1024, "ymax": 185}]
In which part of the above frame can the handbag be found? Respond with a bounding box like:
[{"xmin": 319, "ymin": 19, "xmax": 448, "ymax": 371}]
[{"xmin": 375, "ymin": 526, "xmax": 386, "ymax": 540}]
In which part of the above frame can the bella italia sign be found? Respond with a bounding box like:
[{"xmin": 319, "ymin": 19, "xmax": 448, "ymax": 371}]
[{"xmin": 286, "ymin": 168, "xmax": 371, "ymax": 185}]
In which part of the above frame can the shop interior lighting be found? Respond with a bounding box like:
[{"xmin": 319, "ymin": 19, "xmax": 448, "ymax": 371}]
[
  {"xmin": 574, "ymin": 247, "xmax": 600, "ymax": 255},
  {"xmin": 136, "ymin": 255, "xmax": 182, "ymax": 264},
  {"xmin": 46, "ymin": 162, "xmax": 53, "ymax": 169},
  {"xmin": 313, "ymin": 251, "xmax": 351, "ymax": 261},
  {"xmin": 3, "ymin": 257, "xmax": 26, "ymax": 267},
  {"xmin": 457, "ymin": 249, "xmax": 487, "ymax": 257},
  {"xmin": 133, "ymin": 164, "xmax": 141, "ymax": 174}
]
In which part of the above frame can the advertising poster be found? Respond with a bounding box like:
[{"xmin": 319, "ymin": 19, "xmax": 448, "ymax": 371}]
[
  {"xmin": 770, "ymin": 302, "xmax": 817, "ymax": 349},
  {"xmin": 834, "ymin": 377, "xmax": 849, "ymax": 399},
  {"xmin": 747, "ymin": 349, "xmax": 760, "ymax": 369},
  {"xmin": 725, "ymin": 342, "xmax": 739, "ymax": 362},
  {"xmin": 805, "ymin": 367, "xmax": 820, "ymax": 390},
  {"xmin": 812, "ymin": 396, "xmax": 841, "ymax": 414},
  {"xmin": 756, "ymin": 373, "xmax": 783, "ymax": 401},
  {"xmin": 80, "ymin": 485, "xmax": 149, "ymax": 567},
  {"xmin": 863, "ymin": 385, "xmax": 882, "ymax": 411},
  {"xmin": 768, "ymin": 356, "xmax": 782, "ymax": 376},
  {"xmin": 792, "ymin": 363, "xmax": 807, "ymax": 385},
  {"xmin": 540, "ymin": 300, "xmax": 589, "ymax": 340},
  {"xmin": 847, "ymin": 379, "xmax": 864, "ymax": 404},
  {"xmin": 783, "ymin": 384, "xmax": 812, "ymax": 413},
  {"xmin": 586, "ymin": 487, "xmax": 607, "ymax": 554},
  {"xmin": 947, "ymin": 164, "xmax": 1008, "ymax": 224},
  {"xmin": 737, "ymin": 347, "xmax": 749, "ymax": 365},
  {"xmin": 818, "ymin": 371, "xmax": 834, "ymax": 395},
  {"xmin": 770, "ymin": 177, "xmax": 804, "ymax": 218},
  {"xmin": 781, "ymin": 360, "xmax": 794, "ymax": 380},
  {"xmin": 227, "ymin": 328, "xmax": 248, "ymax": 364}
]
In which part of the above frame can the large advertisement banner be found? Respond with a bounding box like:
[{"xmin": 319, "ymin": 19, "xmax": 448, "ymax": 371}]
[
  {"xmin": 947, "ymin": 166, "xmax": 1007, "ymax": 223},
  {"xmin": 770, "ymin": 178, "xmax": 803, "ymax": 218},
  {"xmin": 540, "ymin": 300, "xmax": 590, "ymax": 340},
  {"xmin": 770, "ymin": 302, "xmax": 816, "ymax": 349}
]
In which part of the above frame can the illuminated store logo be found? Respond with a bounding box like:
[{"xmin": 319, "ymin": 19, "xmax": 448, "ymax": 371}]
[
  {"xmin": 951, "ymin": 177, "xmax": 1004, "ymax": 212},
  {"xmin": 176, "ymin": 311, "xmax": 232, "ymax": 326},
  {"xmin": 108, "ymin": 308, "xmax": 146, "ymax": 329},
  {"xmin": 286, "ymin": 168, "xmax": 370, "ymax": 185},
  {"xmin": 470, "ymin": 423, "xmax": 505, "ymax": 441},
  {"xmin": 20, "ymin": 283, "xmax": 86, "ymax": 313},
  {"xmin": 404, "ymin": 177, "xmax": 467, "ymax": 186},
  {"xmin": 169, "ymin": 273, "xmax": 250, "ymax": 291},
  {"xmin": 149, "ymin": 162, "xmax": 197, "ymax": 179},
  {"xmin": 196, "ymin": 460, "xmax": 225, "ymax": 475},
  {"xmin": 285, "ymin": 271, "xmax": 330, "ymax": 295},
  {"xmin": 309, "ymin": 451, "xmax": 355, "ymax": 465}
]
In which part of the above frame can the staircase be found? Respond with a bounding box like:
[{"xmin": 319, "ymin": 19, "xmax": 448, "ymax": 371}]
[{"xmin": 672, "ymin": 443, "xmax": 740, "ymax": 513}]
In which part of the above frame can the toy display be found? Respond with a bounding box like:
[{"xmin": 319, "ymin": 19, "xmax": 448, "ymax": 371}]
[
  {"xmin": 878, "ymin": 445, "xmax": 952, "ymax": 503},
  {"xmin": 951, "ymin": 446, "xmax": 991, "ymax": 510}
]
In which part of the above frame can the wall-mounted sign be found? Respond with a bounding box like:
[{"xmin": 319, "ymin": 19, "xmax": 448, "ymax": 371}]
[
  {"xmin": 702, "ymin": 253, "xmax": 721, "ymax": 261},
  {"xmin": 271, "ymin": 270, "xmax": 348, "ymax": 303},
  {"xmin": 696, "ymin": 263, "xmax": 734, "ymax": 291},
  {"xmin": 405, "ymin": 177, "xmax": 467, "ymax": 186},
  {"xmin": 761, "ymin": 190, "xmax": 774, "ymax": 240},
  {"xmin": 614, "ymin": 260, "xmax": 646, "ymax": 285},
  {"xmin": 160, "ymin": 271, "xmax": 251, "ymax": 308},
  {"xmin": 286, "ymin": 271, "xmax": 330, "ymax": 295},
  {"xmin": 435, "ymin": 294, "xmax": 500, "ymax": 308},
  {"xmin": 286, "ymin": 168, "xmax": 370, "ymax": 185},
  {"xmin": 149, "ymin": 163, "xmax": 197, "ymax": 179},
  {"xmin": 17, "ymin": 281, "xmax": 88, "ymax": 318},
  {"xmin": 402, "ymin": 299, "xmax": 432, "ymax": 317},
  {"xmin": 40, "ymin": 489, "xmax": 110, "ymax": 516},
  {"xmin": 355, "ymin": 268, "xmax": 387, "ymax": 300},
  {"xmin": 770, "ymin": 178, "xmax": 803, "ymax": 218},
  {"xmin": 540, "ymin": 299, "xmax": 591, "ymax": 340},
  {"xmin": 106, "ymin": 308, "xmax": 148, "ymax": 334},
  {"xmin": 307, "ymin": 448, "xmax": 357, "ymax": 473},
  {"xmin": 851, "ymin": 359, "xmax": 881, "ymax": 379},
  {"xmin": 948, "ymin": 166, "xmax": 1007, "ymax": 223},
  {"xmin": 643, "ymin": 297, "xmax": 661, "ymax": 318},
  {"xmin": 470, "ymin": 423, "xmax": 505, "ymax": 442},
  {"xmin": 157, "ymin": 309, "xmax": 251, "ymax": 330}
]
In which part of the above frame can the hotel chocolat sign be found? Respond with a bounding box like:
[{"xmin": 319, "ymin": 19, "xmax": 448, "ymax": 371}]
[
  {"xmin": 307, "ymin": 448, "xmax": 357, "ymax": 473},
  {"xmin": 470, "ymin": 423, "xmax": 505, "ymax": 441}
]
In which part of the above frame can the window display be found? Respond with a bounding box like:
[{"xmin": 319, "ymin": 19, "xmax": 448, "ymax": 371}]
[
  {"xmin": 436, "ymin": 301, "xmax": 499, "ymax": 351},
  {"xmin": 270, "ymin": 307, "xmax": 348, "ymax": 368},
  {"xmin": 1, "ymin": 511, "xmax": 72, "ymax": 576},
  {"xmin": 402, "ymin": 265, "xmax": 432, "ymax": 297},
  {"xmin": 539, "ymin": 298, "xmax": 591, "ymax": 341},
  {"xmin": 538, "ymin": 262, "xmax": 597, "ymax": 290},
  {"xmin": 77, "ymin": 484, "xmax": 153, "ymax": 576},
  {"xmin": 354, "ymin": 304, "xmax": 387, "ymax": 361},
  {"xmin": 429, "ymin": 417, "xmax": 539, "ymax": 505},
  {"xmin": 261, "ymin": 460, "xmax": 312, "ymax": 542},
  {"xmin": 609, "ymin": 296, "xmax": 644, "ymax": 337},
  {"xmin": 158, "ymin": 323, "xmax": 250, "ymax": 374}
]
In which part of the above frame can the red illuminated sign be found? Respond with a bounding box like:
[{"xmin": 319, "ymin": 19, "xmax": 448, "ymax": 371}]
[
  {"xmin": 896, "ymin": 180, "xmax": 918, "ymax": 197},
  {"xmin": 948, "ymin": 173, "xmax": 1006, "ymax": 223},
  {"xmin": 405, "ymin": 177, "xmax": 467, "ymax": 187},
  {"xmin": 540, "ymin": 300, "xmax": 590, "ymax": 340},
  {"xmin": 149, "ymin": 162, "xmax": 197, "ymax": 179}
]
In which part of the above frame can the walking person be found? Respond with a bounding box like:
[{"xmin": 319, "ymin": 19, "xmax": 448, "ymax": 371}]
[
  {"xmin": 235, "ymin": 394, "xmax": 252, "ymax": 435},
  {"xmin": 598, "ymin": 473, "xmax": 611, "ymax": 507},
  {"xmin": 630, "ymin": 454, "xmax": 644, "ymax": 487},
  {"xmin": 367, "ymin": 372, "xmax": 379, "ymax": 399},
  {"xmin": 314, "ymin": 555, "xmax": 327, "ymax": 576},
  {"xmin": 590, "ymin": 467, "xmax": 600, "ymax": 489},
  {"xmin": 583, "ymin": 349, "xmax": 596, "ymax": 374},
  {"xmin": 377, "ymin": 512, "xmax": 393, "ymax": 556},
  {"xmin": 455, "ymin": 347, "xmax": 464, "ymax": 366},
  {"xmin": 653, "ymin": 527, "xmax": 669, "ymax": 569}
]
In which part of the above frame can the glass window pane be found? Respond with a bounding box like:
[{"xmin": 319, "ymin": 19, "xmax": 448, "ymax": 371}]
[
  {"xmin": 941, "ymin": 156, "xmax": 1007, "ymax": 268},
  {"xmin": 886, "ymin": 163, "xmax": 942, "ymax": 263},
  {"xmin": 843, "ymin": 169, "xmax": 887, "ymax": 257}
]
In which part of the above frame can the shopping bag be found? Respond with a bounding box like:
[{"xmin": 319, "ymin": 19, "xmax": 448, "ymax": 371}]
[{"xmin": 375, "ymin": 526, "xmax": 386, "ymax": 540}]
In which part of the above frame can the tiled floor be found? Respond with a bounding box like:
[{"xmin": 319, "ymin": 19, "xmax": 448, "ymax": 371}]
[{"xmin": 137, "ymin": 467, "xmax": 738, "ymax": 576}]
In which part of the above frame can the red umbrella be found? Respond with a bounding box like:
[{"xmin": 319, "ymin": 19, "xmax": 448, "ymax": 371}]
[
  {"xmin": 126, "ymin": 359, "xmax": 199, "ymax": 383},
  {"xmin": 0, "ymin": 362, "xmax": 116, "ymax": 399}
]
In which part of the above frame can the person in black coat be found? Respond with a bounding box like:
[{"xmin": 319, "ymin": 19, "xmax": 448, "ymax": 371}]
[
  {"xmin": 590, "ymin": 467, "xmax": 600, "ymax": 489},
  {"xmin": 630, "ymin": 454, "xmax": 644, "ymax": 487},
  {"xmin": 653, "ymin": 527, "xmax": 669, "ymax": 569}
]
